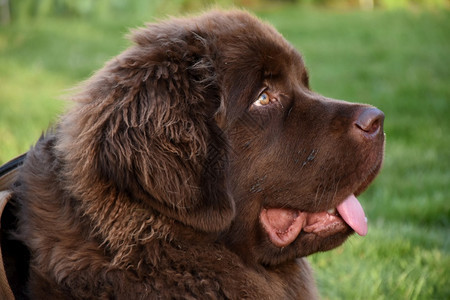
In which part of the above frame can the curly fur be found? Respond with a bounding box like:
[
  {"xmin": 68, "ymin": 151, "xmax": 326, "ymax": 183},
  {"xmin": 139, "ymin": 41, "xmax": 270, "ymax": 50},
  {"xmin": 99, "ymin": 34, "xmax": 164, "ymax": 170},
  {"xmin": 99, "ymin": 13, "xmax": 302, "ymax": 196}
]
[{"xmin": 4, "ymin": 9, "xmax": 384, "ymax": 299}]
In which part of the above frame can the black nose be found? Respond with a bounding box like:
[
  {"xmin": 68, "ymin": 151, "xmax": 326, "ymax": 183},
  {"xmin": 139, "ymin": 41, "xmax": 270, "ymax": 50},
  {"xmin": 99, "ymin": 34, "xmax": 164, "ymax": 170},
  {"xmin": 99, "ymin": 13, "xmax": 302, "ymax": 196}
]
[{"xmin": 354, "ymin": 107, "xmax": 384, "ymax": 136}]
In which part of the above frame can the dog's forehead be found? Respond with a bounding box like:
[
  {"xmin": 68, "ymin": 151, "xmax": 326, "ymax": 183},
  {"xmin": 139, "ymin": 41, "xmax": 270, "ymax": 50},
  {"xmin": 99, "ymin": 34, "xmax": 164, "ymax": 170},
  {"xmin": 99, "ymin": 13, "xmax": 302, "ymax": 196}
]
[
  {"xmin": 135, "ymin": 10, "xmax": 307, "ymax": 80},
  {"xmin": 201, "ymin": 12, "xmax": 307, "ymax": 81},
  {"xmin": 133, "ymin": 11, "xmax": 308, "ymax": 99},
  {"xmin": 222, "ymin": 12, "xmax": 306, "ymax": 81}
]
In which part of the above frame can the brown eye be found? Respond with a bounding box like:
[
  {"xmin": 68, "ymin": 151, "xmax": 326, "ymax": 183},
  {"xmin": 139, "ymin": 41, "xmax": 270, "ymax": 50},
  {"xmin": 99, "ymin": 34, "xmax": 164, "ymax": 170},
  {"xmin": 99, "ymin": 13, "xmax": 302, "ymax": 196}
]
[{"xmin": 254, "ymin": 92, "xmax": 270, "ymax": 106}]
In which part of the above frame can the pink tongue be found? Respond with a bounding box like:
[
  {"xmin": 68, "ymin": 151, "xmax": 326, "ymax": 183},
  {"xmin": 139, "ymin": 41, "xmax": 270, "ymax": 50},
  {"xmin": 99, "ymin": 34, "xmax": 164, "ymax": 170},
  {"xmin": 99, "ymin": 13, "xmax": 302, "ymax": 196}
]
[{"xmin": 336, "ymin": 194, "xmax": 368, "ymax": 236}]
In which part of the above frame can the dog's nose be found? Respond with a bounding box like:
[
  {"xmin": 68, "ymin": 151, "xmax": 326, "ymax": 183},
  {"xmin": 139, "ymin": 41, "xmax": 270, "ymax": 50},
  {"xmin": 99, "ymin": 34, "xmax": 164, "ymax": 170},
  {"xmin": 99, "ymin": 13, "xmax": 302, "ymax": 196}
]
[{"xmin": 354, "ymin": 107, "xmax": 384, "ymax": 136}]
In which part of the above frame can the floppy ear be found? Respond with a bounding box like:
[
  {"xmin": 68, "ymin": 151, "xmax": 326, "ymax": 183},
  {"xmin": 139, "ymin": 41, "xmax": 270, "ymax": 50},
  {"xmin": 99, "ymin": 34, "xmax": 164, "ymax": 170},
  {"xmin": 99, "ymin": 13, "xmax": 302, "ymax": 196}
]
[{"xmin": 57, "ymin": 24, "xmax": 234, "ymax": 232}]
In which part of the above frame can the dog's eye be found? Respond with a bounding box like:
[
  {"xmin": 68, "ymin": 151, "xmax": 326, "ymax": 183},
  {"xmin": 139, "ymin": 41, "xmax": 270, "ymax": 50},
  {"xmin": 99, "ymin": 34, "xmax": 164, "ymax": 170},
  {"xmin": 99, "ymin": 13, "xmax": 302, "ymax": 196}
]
[{"xmin": 254, "ymin": 92, "xmax": 270, "ymax": 106}]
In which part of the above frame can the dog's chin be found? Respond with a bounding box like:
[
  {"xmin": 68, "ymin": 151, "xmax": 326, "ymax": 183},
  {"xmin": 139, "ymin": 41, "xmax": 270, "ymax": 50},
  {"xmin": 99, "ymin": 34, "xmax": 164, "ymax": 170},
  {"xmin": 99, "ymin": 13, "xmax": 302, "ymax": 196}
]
[
  {"xmin": 258, "ymin": 226, "xmax": 353, "ymax": 266},
  {"xmin": 256, "ymin": 159, "xmax": 384, "ymax": 266},
  {"xmin": 257, "ymin": 205, "xmax": 355, "ymax": 266}
]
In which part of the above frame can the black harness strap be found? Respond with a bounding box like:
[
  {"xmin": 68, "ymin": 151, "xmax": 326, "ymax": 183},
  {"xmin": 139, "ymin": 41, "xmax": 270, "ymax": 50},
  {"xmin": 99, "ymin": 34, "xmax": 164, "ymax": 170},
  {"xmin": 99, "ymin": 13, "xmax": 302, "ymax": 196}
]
[{"xmin": 0, "ymin": 153, "xmax": 27, "ymax": 191}]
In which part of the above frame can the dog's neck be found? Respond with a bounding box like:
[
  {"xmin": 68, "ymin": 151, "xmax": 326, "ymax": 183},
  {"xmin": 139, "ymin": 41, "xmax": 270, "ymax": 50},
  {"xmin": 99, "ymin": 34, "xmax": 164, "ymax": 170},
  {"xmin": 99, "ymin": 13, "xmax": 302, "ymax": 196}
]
[{"xmin": 78, "ymin": 188, "xmax": 222, "ymax": 271}]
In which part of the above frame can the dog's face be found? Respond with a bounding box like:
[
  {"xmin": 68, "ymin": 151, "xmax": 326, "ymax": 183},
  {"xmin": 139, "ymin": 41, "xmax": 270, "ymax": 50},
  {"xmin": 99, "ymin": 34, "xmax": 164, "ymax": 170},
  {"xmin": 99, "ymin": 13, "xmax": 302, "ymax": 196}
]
[
  {"xmin": 222, "ymin": 78, "xmax": 385, "ymax": 265},
  {"xmin": 209, "ymin": 12, "xmax": 385, "ymax": 265},
  {"xmin": 60, "ymin": 11, "xmax": 384, "ymax": 268}
]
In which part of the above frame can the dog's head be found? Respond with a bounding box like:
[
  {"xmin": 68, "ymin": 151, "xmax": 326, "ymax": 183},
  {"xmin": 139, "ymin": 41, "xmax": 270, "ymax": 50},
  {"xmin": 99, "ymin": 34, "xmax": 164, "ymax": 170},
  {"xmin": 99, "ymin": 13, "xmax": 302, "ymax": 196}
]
[
  {"xmin": 57, "ymin": 10, "xmax": 384, "ymax": 265},
  {"xmin": 210, "ymin": 11, "xmax": 384, "ymax": 265}
]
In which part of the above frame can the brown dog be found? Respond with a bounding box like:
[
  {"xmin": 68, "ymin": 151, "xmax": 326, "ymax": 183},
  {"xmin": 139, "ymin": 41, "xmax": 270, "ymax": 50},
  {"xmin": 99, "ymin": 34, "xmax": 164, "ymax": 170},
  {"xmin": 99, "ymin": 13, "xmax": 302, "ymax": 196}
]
[{"xmin": 2, "ymin": 10, "xmax": 384, "ymax": 299}]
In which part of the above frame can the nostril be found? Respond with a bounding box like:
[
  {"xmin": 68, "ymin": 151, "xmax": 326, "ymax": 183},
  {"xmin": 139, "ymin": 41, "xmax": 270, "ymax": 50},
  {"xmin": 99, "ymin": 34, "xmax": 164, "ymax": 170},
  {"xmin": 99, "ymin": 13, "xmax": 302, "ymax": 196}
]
[{"xmin": 355, "ymin": 107, "xmax": 385, "ymax": 135}]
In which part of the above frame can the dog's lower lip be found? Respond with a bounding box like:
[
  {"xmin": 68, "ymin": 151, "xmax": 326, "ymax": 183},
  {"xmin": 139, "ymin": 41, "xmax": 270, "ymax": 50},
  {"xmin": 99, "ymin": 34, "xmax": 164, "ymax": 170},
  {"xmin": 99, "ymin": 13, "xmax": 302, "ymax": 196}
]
[{"xmin": 260, "ymin": 206, "xmax": 347, "ymax": 247}]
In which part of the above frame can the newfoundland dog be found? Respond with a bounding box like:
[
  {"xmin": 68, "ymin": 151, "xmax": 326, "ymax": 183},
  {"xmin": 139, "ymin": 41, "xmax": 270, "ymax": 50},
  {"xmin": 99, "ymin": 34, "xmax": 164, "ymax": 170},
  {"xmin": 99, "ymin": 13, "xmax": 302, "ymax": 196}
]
[{"xmin": 0, "ymin": 10, "xmax": 385, "ymax": 299}]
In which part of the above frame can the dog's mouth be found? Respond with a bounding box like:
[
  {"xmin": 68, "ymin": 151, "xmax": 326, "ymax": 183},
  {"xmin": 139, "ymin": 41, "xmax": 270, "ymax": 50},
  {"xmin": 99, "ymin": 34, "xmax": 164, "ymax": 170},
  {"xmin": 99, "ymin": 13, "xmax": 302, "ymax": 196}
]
[{"xmin": 260, "ymin": 194, "xmax": 367, "ymax": 248}]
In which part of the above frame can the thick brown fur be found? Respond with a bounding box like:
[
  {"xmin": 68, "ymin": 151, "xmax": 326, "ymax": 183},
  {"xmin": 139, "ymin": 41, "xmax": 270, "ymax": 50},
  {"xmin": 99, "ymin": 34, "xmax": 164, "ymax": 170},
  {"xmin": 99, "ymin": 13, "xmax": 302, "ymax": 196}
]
[{"xmin": 5, "ymin": 10, "xmax": 384, "ymax": 299}]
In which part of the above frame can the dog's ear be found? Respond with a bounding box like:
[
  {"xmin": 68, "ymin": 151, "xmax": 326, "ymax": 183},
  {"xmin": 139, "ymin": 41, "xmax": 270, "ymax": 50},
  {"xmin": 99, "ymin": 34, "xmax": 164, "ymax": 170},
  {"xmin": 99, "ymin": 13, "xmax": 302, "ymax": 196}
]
[{"xmin": 57, "ymin": 25, "xmax": 234, "ymax": 232}]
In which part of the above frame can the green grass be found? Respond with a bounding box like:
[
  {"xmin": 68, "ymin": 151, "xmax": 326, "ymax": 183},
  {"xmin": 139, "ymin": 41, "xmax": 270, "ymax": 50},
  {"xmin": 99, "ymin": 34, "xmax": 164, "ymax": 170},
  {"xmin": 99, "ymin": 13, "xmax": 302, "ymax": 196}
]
[{"xmin": 1, "ymin": 4, "xmax": 449, "ymax": 299}]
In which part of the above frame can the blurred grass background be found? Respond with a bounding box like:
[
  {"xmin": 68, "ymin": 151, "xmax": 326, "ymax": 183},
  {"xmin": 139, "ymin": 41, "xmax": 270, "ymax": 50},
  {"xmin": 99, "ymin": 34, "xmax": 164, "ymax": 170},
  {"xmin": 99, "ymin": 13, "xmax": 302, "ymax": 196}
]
[{"xmin": 0, "ymin": 0, "xmax": 449, "ymax": 299}]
